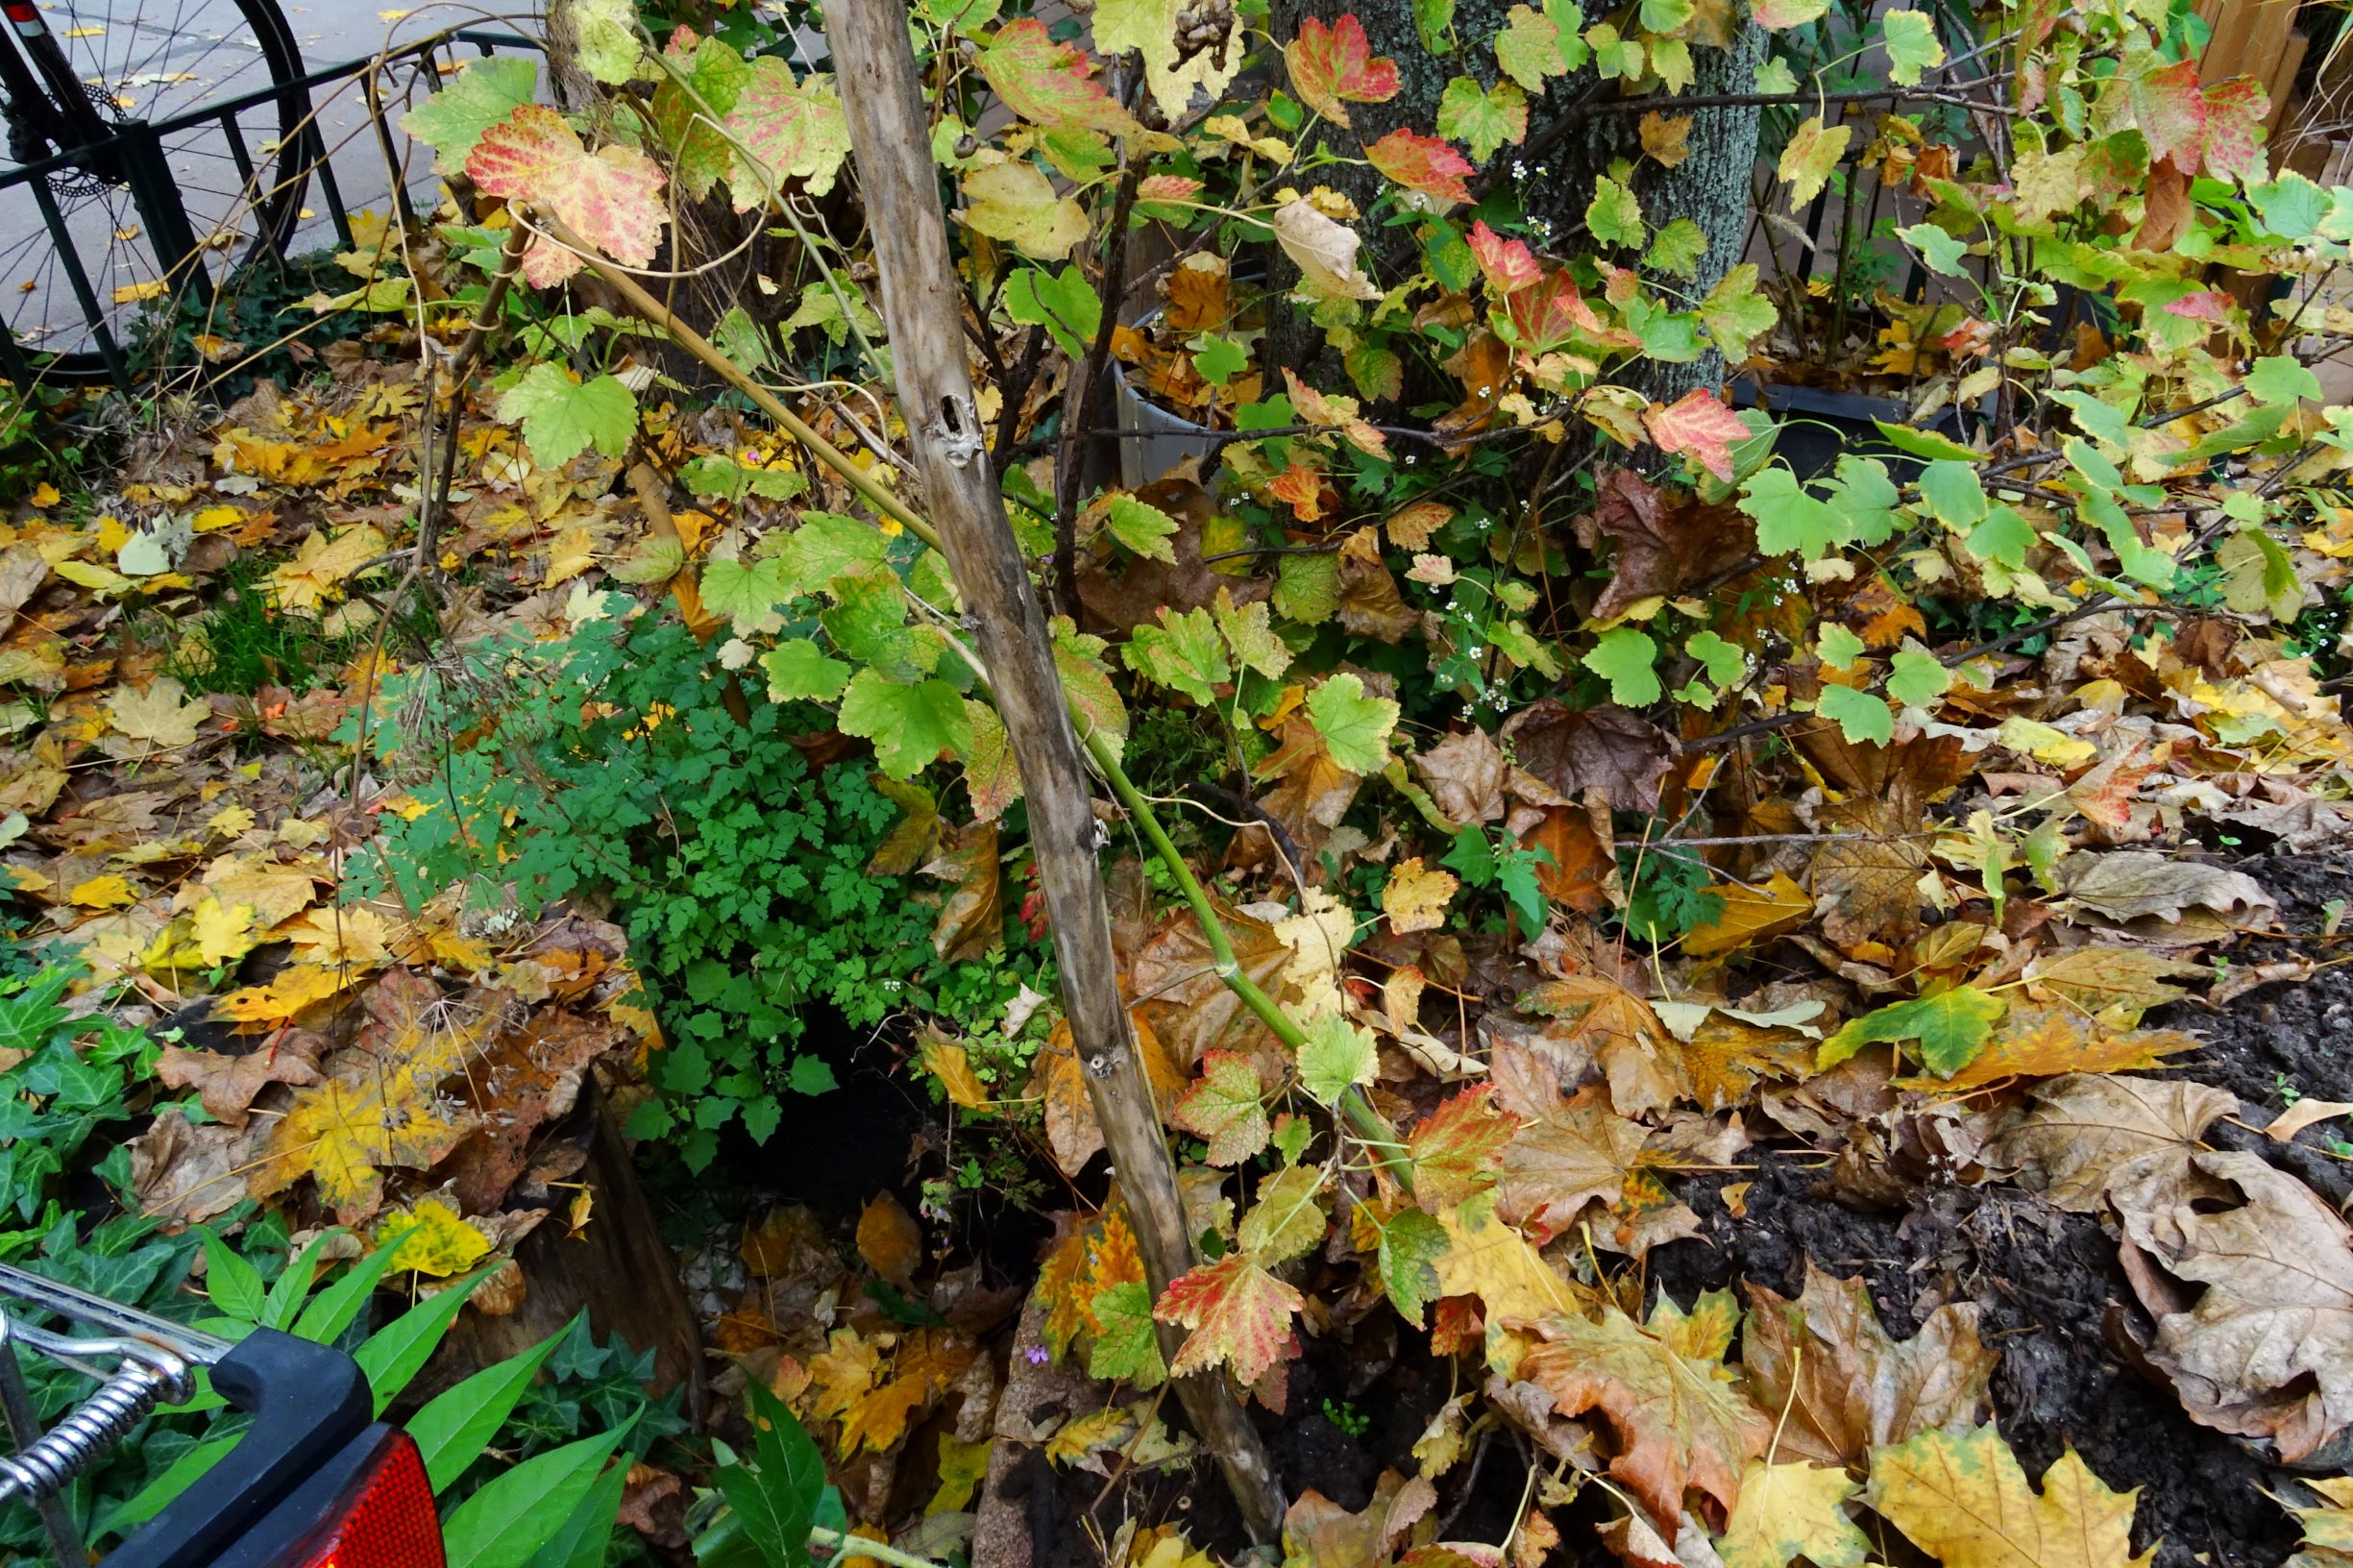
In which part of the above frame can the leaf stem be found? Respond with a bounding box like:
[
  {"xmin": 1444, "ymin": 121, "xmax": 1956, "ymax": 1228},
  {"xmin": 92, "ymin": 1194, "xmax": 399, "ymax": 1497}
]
[{"xmin": 810, "ymin": 1526, "xmax": 948, "ymax": 1568}]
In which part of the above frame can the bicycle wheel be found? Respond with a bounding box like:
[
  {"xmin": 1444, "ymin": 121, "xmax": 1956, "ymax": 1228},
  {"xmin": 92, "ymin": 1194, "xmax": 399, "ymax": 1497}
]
[{"xmin": 0, "ymin": 0, "xmax": 311, "ymax": 384}]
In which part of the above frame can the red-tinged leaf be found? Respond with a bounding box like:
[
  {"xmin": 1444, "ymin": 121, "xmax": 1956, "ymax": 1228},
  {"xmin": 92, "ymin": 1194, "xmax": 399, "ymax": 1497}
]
[
  {"xmin": 2131, "ymin": 57, "xmax": 2205, "ymax": 170},
  {"xmin": 1642, "ymin": 387, "xmax": 1750, "ymax": 481},
  {"xmin": 1139, "ymin": 173, "xmax": 1205, "ymax": 202},
  {"xmin": 1506, "ymin": 270, "xmax": 1616, "ymax": 356},
  {"xmin": 1283, "ymin": 369, "xmax": 1390, "ymax": 459},
  {"xmin": 467, "ymin": 105, "xmax": 668, "ymax": 268},
  {"xmin": 1173, "ymin": 1049, "xmax": 1269, "ymax": 1165},
  {"xmin": 1155, "ymin": 1253, "xmax": 1303, "ymax": 1385},
  {"xmin": 1268, "ymin": 459, "xmax": 1327, "ymax": 522},
  {"xmin": 1366, "ymin": 128, "xmax": 1476, "ymax": 205},
  {"xmin": 1285, "ymin": 14, "xmax": 1401, "ymax": 128},
  {"xmin": 1409, "ymin": 1084, "xmax": 1518, "ymax": 1209},
  {"xmin": 974, "ymin": 18, "xmax": 1141, "ymax": 135},
  {"xmin": 2201, "ymin": 76, "xmax": 2269, "ymax": 184},
  {"xmin": 1469, "ymin": 219, "xmax": 1543, "ymax": 295},
  {"xmin": 2162, "ymin": 289, "xmax": 2234, "ymax": 322},
  {"xmin": 723, "ymin": 57, "xmax": 852, "ymax": 207}
]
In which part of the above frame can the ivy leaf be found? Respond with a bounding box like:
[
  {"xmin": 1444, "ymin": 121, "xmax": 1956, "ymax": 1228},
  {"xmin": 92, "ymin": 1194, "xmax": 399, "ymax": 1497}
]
[
  {"xmin": 1821, "ymin": 987, "xmax": 2006, "ymax": 1076},
  {"xmin": 1305, "ymin": 673, "xmax": 1401, "ymax": 773},
  {"xmin": 1106, "ymin": 496, "xmax": 1180, "ymax": 563},
  {"xmin": 1378, "ymin": 1207, "xmax": 1450, "ymax": 1326},
  {"xmin": 403, "ymin": 55, "xmax": 538, "ymax": 174},
  {"xmin": 1409, "ymin": 1084, "xmax": 1516, "ymax": 1209},
  {"xmin": 496, "ymin": 366, "xmax": 638, "ymax": 468},
  {"xmin": 1155, "ymin": 1253, "xmax": 1303, "ymax": 1385},
  {"xmin": 1366, "ymin": 128, "xmax": 1477, "ymax": 205},
  {"xmin": 1088, "ymin": 1282, "xmax": 1167, "ymax": 1387},
  {"xmin": 467, "ymin": 106, "xmax": 668, "ymax": 275},
  {"xmin": 1004, "ymin": 263, "xmax": 1103, "ymax": 360},
  {"xmin": 1285, "ymin": 14, "xmax": 1401, "ymax": 128},
  {"xmin": 1173, "ymin": 1050, "xmax": 1269, "ymax": 1165},
  {"xmin": 1885, "ymin": 648, "xmax": 1950, "ymax": 709},
  {"xmin": 1582, "ymin": 626, "xmax": 1661, "ymax": 707},
  {"xmin": 723, "ymin": 58, "xmax": 852, "ymax": 206},
  {"xmin": 1585, "ymin": 175, "xmax": 1647, "ymax": 250},
  {"xmin": 761, "ymin": 639, "xmax": 851, "ymax": 702},
  {"xmin": 1298, "ymin": 1010, "xmax": 1377, "ymax": 1102},
  {"xmin": 974, "ymin": 17, "xmax": 1141, "ymax": 133},
  {"xmin": 1777, "ymin": 116, "xmax": 1851, "ymax": 208},
  {"xmin": 1125, "ymin": 606, "xmax": 1230, "ymax": 704},
  {"xmin": 1643, "ymin": 387, "xmax": 1749, "ymax": 480},
  {"xmin": 838, "ymin": 672, "xmax": 973, "ymax": 778},
  {"xmin": 1816, "ymin": 684, "xmax": 1893, "ymax": 747},
  {"xmin": 1437, "ymin": 76, "xmax": 1528, "ymax": 162},
  {"xmin": 1880, "ymin": 10, "xmax": 1944, "ymax": 86}
]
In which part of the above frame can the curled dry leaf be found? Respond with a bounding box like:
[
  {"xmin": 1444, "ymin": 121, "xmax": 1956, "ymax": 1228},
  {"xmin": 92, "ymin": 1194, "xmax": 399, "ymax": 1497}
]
[
  {"xmin": 1740, "ymin": 1262, "xmax": 1996, "ymax": 1471},
  {"xmin": 2052, "ymin": 851, "xmax": 2277, "ymax": 927},
  {"xmin": 1270, "ymin": 199, "xmax": 1383, "ymax": 302},
  {"xmin": 1988, "ymin": 1073, "xmax": 2239, "ymax": 1213},
  {"xmin": 2111, "ymin": 1150, "xmax": 2353, "ymax": 1461},
  {"xmin": 1499, "ymin": 699, "xmax": 1679, "ymax": 813},
  {"xmin": 1411, "ymin": 728, "xmax": 1509, "ymax": 826}
]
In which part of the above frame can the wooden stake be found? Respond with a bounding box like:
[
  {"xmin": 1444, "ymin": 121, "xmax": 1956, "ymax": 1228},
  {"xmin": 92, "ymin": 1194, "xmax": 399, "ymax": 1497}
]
[{"xmin": 815, "ymin": 0, "xmax": 1285, "ymax": 1538}]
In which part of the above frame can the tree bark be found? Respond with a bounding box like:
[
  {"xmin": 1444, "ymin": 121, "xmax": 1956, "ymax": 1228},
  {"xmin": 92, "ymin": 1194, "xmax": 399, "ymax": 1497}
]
[
  {"xmin": 819, "ymin": 0, "xmax": 1285, "ymax": 1541},
  {"xmin": 1264, "ymin": 0, "xmax": 1763, "ymax": 404}
]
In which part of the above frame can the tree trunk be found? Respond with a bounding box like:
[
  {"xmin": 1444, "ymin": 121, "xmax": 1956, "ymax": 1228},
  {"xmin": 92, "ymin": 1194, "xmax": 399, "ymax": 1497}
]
[
  {"xmin": 819, "ymin": 0, "xmax": 1286, "ymax": 1541},
  {"xmin": 1265, "ymin": 0, "xmax": 1763, "ymax": 404}
]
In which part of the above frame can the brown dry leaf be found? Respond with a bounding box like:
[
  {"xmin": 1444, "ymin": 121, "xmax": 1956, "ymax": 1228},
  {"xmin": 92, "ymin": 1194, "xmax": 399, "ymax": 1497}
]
[
  {"xmin": 1134, "ymin": 896, "xmax": 1297, "ymax": 1064},
  {"xmin": 1867, "ymin": 1423, "xmax": 2151, "ymax": 1568},
  {"xmin": 1245, "ymin": 710, "xmax": 1364, "ymax": 870},
  {"xmin": 1384, "ymin": 857, "xmax": 1459, "ymax": 935},
  {"xmin": 440, "ymin": 1002, "xmax": 629, "ymax": 1213},
  {"xmin": 1574, "ymin": 470, "xmax": 1753, "ymax": 622},
  {"xmin": 1336, "ymin": 528, "xmax": 1417, "ymax": 643},
  {"xmin": 923, "ymin": 823, "xmax": 1001, "ymax": 963},
  {"xmin": 2266, "ymin": 1099, "xmax": 2353, "ymax": 1142},
  {"xmin": 104, "ymin": 677, "xmax": 210, "ymax": 759},
  {"xmin": 129, "ymin": 1105, "xmax": 262, "ymax": 1224},
  {"xmin": 1989, "ymin": 1073, "xmax": 2239, "ymax": 1212},
  {"xmin": 1163, "ymin": 255, "xmax": 1233, "ymax": 332},
  {"xmin": 1496, "ymin": 1059, "xmax": 1644, "ymax": 1240},
  {"xmin": 1074, "ymin": 474, "xmax": 1271, "ymax": 634},
  {"xmin": 2022, "ymin": 947, "xmax": 2205, "ymax": 1021},
  {"xmin": 1740, "ymin": 1262, "xmax": 1996, "ymax": 1471},
  {"xmin": 1411, "ymin": 728, "xmax": 1508, "ymax": 826},
  {"xmin": 1673, "ymin": 1013, "xmax": 1821, "ymax": 1113},
  {"xmin": 1901, "ymin": 1007, "xmax": 2199, "ymax": 1093},
  {"xmin": 1519, "ymin": 973, "xmax": 1679, "ymax": 1115},
  {"xmin": 1523, "ymin": 805, "xmax": 1611, "ymax": 915},
  {"xmin": 2112, "ymin": 1150, "xmax": 2353, "ymax": 1461},
  {"xmin": 2052, "ymin": 852, "xmax": 2276, "ymax": 927},
  {"xmin": 1280, "ymin": 1471, "xmax": 1429, "ymax": 1568},
  {"xmin": 155, "ymin": 1029, "xmax": 328, "ymax": 1128},
  {"xmin": 858, "ymin": 1192, "xmax": 923, "ymax": 1286},
  {"xmin": 1500, "ymin": 700, "xmax": 1679, "ymax": 813},
  {"xmin": 1519, "ymin": 1306, "xmax": 1771, "ymax": 1533},
  {"xmin": 1808, "ymin": 796, "xmax": 1931, "ymax": 947}
]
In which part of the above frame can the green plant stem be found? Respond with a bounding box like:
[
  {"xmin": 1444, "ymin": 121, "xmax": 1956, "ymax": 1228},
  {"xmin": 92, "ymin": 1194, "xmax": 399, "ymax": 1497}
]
[
  {"xmin": 810, "ymin": 1526, "xmax": 946, "ymax": 1568},
  {"xmin": 1081, "ymin": 725, "xmax": 1411, "ymax": 1188},
  {"xmin": 553, "ymin": 217, "xmax": 1412, "ymax": 1189}
]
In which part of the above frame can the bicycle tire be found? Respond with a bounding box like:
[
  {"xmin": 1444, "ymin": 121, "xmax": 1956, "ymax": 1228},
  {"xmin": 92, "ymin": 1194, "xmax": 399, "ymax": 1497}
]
[{"xmin": 0, "ymin": 0, "xmax": 312, "ymax": 386}]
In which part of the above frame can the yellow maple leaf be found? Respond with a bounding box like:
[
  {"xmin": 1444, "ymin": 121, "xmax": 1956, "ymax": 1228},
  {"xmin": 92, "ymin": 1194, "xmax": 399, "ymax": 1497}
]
[
  {"xmin": 918, "ymin": 1031, "xmax": 991, "ymax": 1109},
  {"xmin": 205, "ymin": 803, "xmax": 257, "ymax": 837},
  {"xmin": 542, "ymin": 526, "xmax": 599, "ymax": 587},
  {"xmin": 181, "ymin": 896, "xmax": 258, "ymax": 968},
  {"xmin": 269, "ymin": 526, "xmax": 387, "ymax": 614},
  {"xmin": 928, "ymin": 1433, "xmax": 993, "ymax": 1515},
  {"xmin": 377, "ymin": 1197, "xmax": 492, "ymax": 1277},
  {"xmin": 213, "ymin": 962, "xmax": 351, "ymax": 1024},
  {"xmin": 249, "ymin": 978, "xmax": 500, "ymax": 1219},
  {"xmin": 1867, "ymin": 1424, "xmax": 2152, "ymax": 1568},
  {"xmin": 282, "ymin": 905, "xmax": 395, "ymax": 967},
  {"xmin": 70, "ymin": 874, "xmax": 140, "ymax": 910},
  {"xmin": 1431, "ymin": 1195, "xmax": 1593, "ymax": 1367},
  {"xmin": 107, "ymin": 677, "xmax": 209, "ymax": 754},
  {"xmin": 1715, "ymin": 1459, "xmax": 1870, "ymax": 1568},
  {"xmin": 1382, "ymin": 856, "xmax": 1459, "ymax": 935}
]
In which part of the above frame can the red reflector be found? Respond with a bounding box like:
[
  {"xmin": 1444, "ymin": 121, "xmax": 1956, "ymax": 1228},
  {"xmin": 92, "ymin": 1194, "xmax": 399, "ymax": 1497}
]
[
  {"xmin": 1, "ymin": 4, "xmax": 39, "ymax": 24},
  {"xmin": 289, "ymin": 1432, "xmax": 445, "ymax": 1568}
]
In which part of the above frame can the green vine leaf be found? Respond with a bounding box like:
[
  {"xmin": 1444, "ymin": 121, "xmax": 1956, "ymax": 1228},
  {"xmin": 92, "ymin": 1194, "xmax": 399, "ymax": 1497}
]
[{"xmin": 837, "ymin": 673, "xmax": 973, "ymax": 778}]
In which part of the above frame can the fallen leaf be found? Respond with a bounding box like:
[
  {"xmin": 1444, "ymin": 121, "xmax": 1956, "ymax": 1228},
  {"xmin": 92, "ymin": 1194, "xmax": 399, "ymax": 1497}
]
[
  {"xmin": 1714, "ymin": 1459, "xmax": 1870, "ymax": 1568},
  {"xmin": 1990, "ymin": 1073, "xmax": 2239, "ymax": 1212},
  {"xmin": 1741, "ymin": 1262, "xmax": 1996, "ymax": 1470},
  {"xmin": 1867, "ymin": 1424, "xmax": 2152, "ymax": 1568},
  {"xmin": 858, "ymin": 1192, "xmax": 923, "ymax": 1286},
  {"xmin": 2053, "ymin": 852, "xmax": 2275, "ymax": 926},
  {"xmin": 2113, "ymin": 1150, "xmax": 2353, "ymax": 1460}
]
